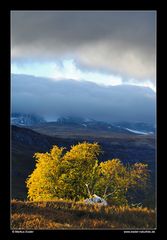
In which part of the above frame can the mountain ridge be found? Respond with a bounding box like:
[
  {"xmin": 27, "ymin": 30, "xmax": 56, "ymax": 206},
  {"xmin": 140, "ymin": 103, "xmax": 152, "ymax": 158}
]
[{"xmin": 11, "ymin": 113, "xmax": 155, "ymax": 136}]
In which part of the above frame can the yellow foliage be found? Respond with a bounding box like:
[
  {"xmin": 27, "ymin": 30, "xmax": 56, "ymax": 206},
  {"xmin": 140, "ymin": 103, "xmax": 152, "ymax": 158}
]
[{"xmin": 26, "ymin": 142, "xmax": 149, "ymax": 204}]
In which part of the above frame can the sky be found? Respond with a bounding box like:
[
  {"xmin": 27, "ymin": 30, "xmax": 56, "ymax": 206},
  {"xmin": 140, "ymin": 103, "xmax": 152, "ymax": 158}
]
[{"xmin": 11, "ymin": 11, "xmax": 156, "ymax": 91}]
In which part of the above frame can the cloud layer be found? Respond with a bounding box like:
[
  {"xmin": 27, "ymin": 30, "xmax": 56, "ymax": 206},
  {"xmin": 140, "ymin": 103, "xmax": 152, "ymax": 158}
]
[
  {"xmin": 11, "ymin": 11, "xmax": 156, "ymax": 84},
  {"xmin": 12, "ymin": 74, "xmax": 156, "ymax": 123}
]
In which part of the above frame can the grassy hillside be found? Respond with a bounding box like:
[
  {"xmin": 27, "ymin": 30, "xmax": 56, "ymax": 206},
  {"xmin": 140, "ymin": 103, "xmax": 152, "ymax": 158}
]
[{"xmin": 11, "ymin": 199, "xmax": 156, "ymax": 229}]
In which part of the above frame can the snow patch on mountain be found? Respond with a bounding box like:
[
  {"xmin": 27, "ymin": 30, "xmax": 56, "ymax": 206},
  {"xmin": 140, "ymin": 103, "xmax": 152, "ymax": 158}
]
[{"xmin": 125, "ymin": 128, "xmax": 152, "ymax": 135}]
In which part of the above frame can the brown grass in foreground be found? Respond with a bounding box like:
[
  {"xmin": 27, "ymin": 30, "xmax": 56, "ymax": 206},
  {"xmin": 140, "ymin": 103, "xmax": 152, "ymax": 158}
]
[{"xmin": 11, "ymin": 199, "xmax": 156, "ymax": 229}]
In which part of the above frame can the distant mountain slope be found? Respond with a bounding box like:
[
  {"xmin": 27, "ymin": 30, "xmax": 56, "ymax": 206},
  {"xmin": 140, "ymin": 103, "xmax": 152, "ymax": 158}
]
[
  {"xmin": 28, "ymin": 119, "xmax": 135, "ymax": 137},
  {"xmin": 28, "ymin": 119, "xmax": 155, "ymax": 137},
  {"xmin": 12, "ymin": 74, "xmax": 156, "ymax": 123}
]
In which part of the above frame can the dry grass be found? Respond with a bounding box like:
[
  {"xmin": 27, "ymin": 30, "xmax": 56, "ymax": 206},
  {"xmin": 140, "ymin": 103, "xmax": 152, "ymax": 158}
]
[{"xmin": 11, "ymin": 199, "xmax": 156, "ymax": 229}]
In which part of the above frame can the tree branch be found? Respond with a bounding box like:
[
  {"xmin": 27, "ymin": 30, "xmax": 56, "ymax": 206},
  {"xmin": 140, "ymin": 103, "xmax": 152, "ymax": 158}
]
[
  {"xmin": 85, "ymin": 183, "xmax": 91, "ymax": 197},
  {"xmin": 105, "ymin": 189, "xmax": 117, "ymax": 199},
  {"xmin": 103, "ymin": 185, "xmax": 109, "ymax": 197}
]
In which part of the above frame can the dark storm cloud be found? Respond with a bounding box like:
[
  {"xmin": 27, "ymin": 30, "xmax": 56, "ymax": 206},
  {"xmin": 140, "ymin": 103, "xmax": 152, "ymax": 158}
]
[
  {"xmin": 11, "ymin": 11, "xmax": 154, "ymax": 50},
  {"xmin": 11, "ymin": 11, "xmax": 156, "ymax": 82},
  {"xmin": 12, "ymin": 74, "xmax": 155, "ymax": 123}
]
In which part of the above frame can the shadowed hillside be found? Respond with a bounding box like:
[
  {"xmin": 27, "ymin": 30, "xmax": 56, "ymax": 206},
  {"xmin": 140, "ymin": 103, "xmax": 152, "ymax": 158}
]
[{"xmin": 12, "ymin": 125, "xmax": 155, "ymax": 205}]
